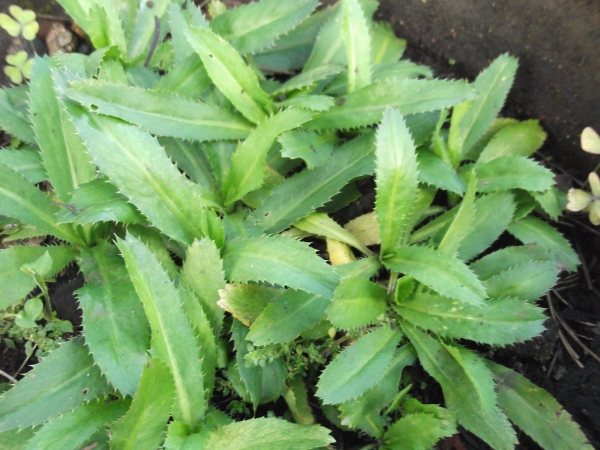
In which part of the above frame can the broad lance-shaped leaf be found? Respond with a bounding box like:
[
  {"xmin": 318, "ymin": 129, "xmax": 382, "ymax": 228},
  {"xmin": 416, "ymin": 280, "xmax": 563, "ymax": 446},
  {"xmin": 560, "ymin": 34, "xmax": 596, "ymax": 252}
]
[
  {"xmin": 109, "ymin": 358, "xmax": 175, "ymax": 450},
  {"xmin": 477, "ymin": 119, "xmax": 547, "ymax": 164},
  {"xmin": 24, "ymin": 398, "xmax": 129, "ymax": 450},
  {"xmin": 0, "ymin": 245, "xmax": 75, "ymax": 310},
  {"xmin": 205, "ymin": 417, "xmax": 335, "ymax": 450},
  {"xmin": 223, "ymin": 236, "xmax": 340, "ymax": 299},
  {"xmin": 403, "ymin": 323, "xmax": 517, "ymax": 450},
  {"xmin": 474, "ymin": 156, "xmax": 555, "ymax": 193},
  {"xmin": 279, "ymin": 130, "xmax": 338, "ymax": 170},
  {"xmin": 507, "ymin": 216, "xmax": 579, "ymax": 272},
  {"xmin": 224, "ymin": 109, "xmax": 313, "ymax": 207},
  {"xmin": 159, "ymin": 136, "xmax": 217, "ymax": 192},
  {"xmin": 117, "ymin": 234, "xmax": 205, "ymax": 426},
  {"xmin": 317, "ymin": 325, "xmax": 402, "ymax": 404},
  {"xmin": 0, "ymin": 162, "xmax": 80, "ymax": 244},
  {"xmin": 154, "ymin": 54, "xmax": 211, "ymax": 100},
  {"xmin": 469, "ymin": 244, "xmax": 559, "ymax": 280},
  {"xmin": 449, "ymin": 53, "xmax": 518, "ymax": 163},
  {"xmin": 396, "ymin": 293, "xmax": 545, "ymax": 346},
  {"xmin": 127, "ymin": 0, "xmax": 170, "ymax": 62},
  {"xmin": 168, "ymin": 1, "xmax": 209, "ymax": 63},
  {"xmin": 180, "ymin": 239, "xmax": 226, "ymax": 338},
  {"xmin": 383, "ymin": 245, "xmax": 486, "ymax": 305},
  {"xmin": 247, "ymin": 289, "xmax": 329, "ymax": 346},
  {"xmin": 375, "ymin": 108, "xmax": 418, "ymax": 253},
  {"xmin": 0, "ymin": 340, "xmax": 111, "ymax": 432},
  {"xmin": 486, "ymin": 361, "xmax": 594, "ymax": 450},
  {"xmin": 416, "ymin": 148, "xmax": 466, "ymax": 195},
  {"xmin": 30, "ymin": 59, "xmax": 95, "ymax": 204},
  {"xmin": 251, "ymin": 133, "xmax": 375, "ymax": 234},
  {"xmin": 185, "ymin": 25, "xmax": 272, "ymax": 124},
  {"xmin": 438, "ymin": 175, "xmax": 476, "ymax": 256},
  {"xmin": 342, "ymin": 0, "xmax": 372, "ymax": 92},
  {"xmin": 483, "ymin": 260, "xmax": 558, "ymax": 302},
  {"xmin": 72, "ymin": 112, "xmax": 224, "ymax": 246},
  {"xmin": 293, "ymin": 212, "xmax": 373, "ymax": 256},
  {"xmin": 306, "ymin": 78, "xmax": 477, "ymax": 130},
  {"xmin": 232, "ymin": 320, "xmax": 287, "ymax": 408},
  {"xmin": 77, "ymin": 241, "xmax": 150, "ymax": 397},
  {"xmin": 384, "ymin": 413, "xmax": 456, "ymax": 450},
  {"xmin": 0, "ymin": 85, "xmax": 34, "ymax": 144},
  {"xmin": 339, "ymin": 345, "xmax": 417, "ymax": 438},
  {"xmin": 57, "ymin": 178, "xmax": 145, "ymax": 226},
  {"xmin": 0, "ymin": 148, "xmax": 46, "ymax": 185},
  {"xmin": 66, "ymin": 79, "xmax": 252, "ymax": 141},
  {"xmin": 326, "ymin": 277, "xmax": 388, "ymax": 330},
  {"xmin": 217, "ymin": 284, "xmax": 282, "ymax": 327},
  {"xmin": 210, "ymin": 0, "xmax": 318, "ymax": 56}
]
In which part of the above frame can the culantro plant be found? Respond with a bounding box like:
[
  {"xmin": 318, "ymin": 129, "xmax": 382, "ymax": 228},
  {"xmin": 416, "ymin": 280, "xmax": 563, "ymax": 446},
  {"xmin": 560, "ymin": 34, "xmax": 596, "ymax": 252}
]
[{"xmin": 0, "ymin": 0, "xmax": 593, "ymax": 448}]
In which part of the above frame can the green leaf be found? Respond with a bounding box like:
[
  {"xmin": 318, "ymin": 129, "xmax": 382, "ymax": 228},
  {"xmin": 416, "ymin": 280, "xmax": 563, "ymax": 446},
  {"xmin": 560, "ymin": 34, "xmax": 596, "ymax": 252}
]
[
  {"xmin": 0, "ymin": 245, "xmax": 75, "ymax": 310},
  {"xmin": 223, "ymin": 236, "xmax": 340, "ymax": 299},
  {"xmin": 184, "ymin": 25, "xmax": 272, "ymax": 124},
  {"xmin": 247, "ymin": 290, "xmax": 329, "ymax": 345},
  {"xmin": 210, "ymin": 0, "xmax": 318, "ymax": 56},
  {"xmin": 73, "ymin": 112, "xmax": 224, "ymax": 246},
  {"xmin": 339, "ymin": 345, "xmax": 416, "ymax": 437},
  {"xmin": 457, "ymin": 191, "xmax": 516, "ymax": 261},
  {"xmin": 303, "ymin": 3, "xmax": 347, "ymax": 71},
  {"xmin": 277, "ymin": 94, "xmax": 335, "ymax": 112},
  {"xmin": 109, "ymin": 358, "xmax": 175, "ymax": 450},
  {"xmin": 383, "ymin": 245, "xmax": 486, "ymax": 305},
  {"xmin": 30, "ymin": 61, "xmax": 95, "ymax": 204},
  {"xmin": 127, "ymin": 0, "xmax": 171, "ymax": 62},
  {"xmin": 77, "ymin": 241, "xmax": 150, "ymax": 397},
  {"xmin": 438, "ymin": 176, "xmax": 476, "ymax": 256},
  {"xmin": 306, "ymin": 78, "xmax": 476, "ymax": 130},
  {"xmin": 317, "ymin": 326, "xmax": 402, "ymax": 404},
  {"xmin": 0, "ymin": 341, "xmax": 111, "ymax": 432},
  {"xmin": 507, "ymin": 216, "xmax": 579, "ymax": 272},
  {"xmin": 273, "ymin": 64, "xmax": 343, "ymax": 96},
  {"xmin": 449, "ymin": 54, "xmax": 518, "ymax": 161},
  {"xmin": 205, "ymin": 417, "xmax": 334, "ymax": 450},
  {"xmin": 159, "ymin": 137, "xmax": 217, "ymax": 192},
  {"xmin": 117, "ymin": 234, "xmax": 205, "ymax": 426},
  {"xmin": 487, "ymin": 361, "xmax": 595, "ymax": 450},
  {"xmin": 0, "ymin": 162, "xmax": 80, "ymax": 244},
  {"xmin": 483, "ymin": 261, "xmax": 559, "ymax": 302},
  {"xmin": 475, "ymin": 156, "xmax": 555, "ymax": 193},
  {"xmin": 326, "ymin": 277, "xmax": 388, "ymax": 329},
  {"xmin": 0, "ymin": 149, "xmax": 46, "ymax": 184},
  {"xmin": 0, "ymin": 85, "xmax": 34, "ymax": 144},
  {"xmin": 470, "ymin": 244, "xmax": 559, "ymax": 280},
  {"xmin": 251, "ymin": 133, "xmax": 375, "ymax": 234},
  {"xmin": 384, "ymin": 412, "xmax": 456, "ymax": 450},
  {"xmin": 279, "ymin": 130, "xmax": 338, "ymax": 169},
  {"xmin": 397, "ymin": 293, "xmax": 545, "ymax": 345},
  {"xmin": 375, "ymin": 108, "xmax": 419, "ymax": 253},
  {"xmin": 293, "ymin": 212, "xmax": 373, "ymax": 256},
  {"xmin": 253, "ymin": 6, "xmax": 332, "ymax": 72},
  {"xmin": 370, "ymin": 22, "xmax": 406, "ymax": 64},
  {"xmin": 477, "ymin": 120, "xmax": 547, "ymax": 164},
  {"xmin": 154, "ymin": 54, "xmax": 211, "ymax": 99},
  {"xmin": 66, "ymin": 79, "xmax": 251, "ymax": 141},
  {"xmin": 168, "ymin": 1, "xmax": 209, "ymax": 62},
  {"xmin": 224, "ymin": 109, "xmax": 314, "ymax": 207},
  {"xmin": 0, "ymin": 427, "xmax": 38, "ymax": 450},
  {"xmin": 342, "ymin": 0, "xmax": 371, "ymax": 92},
  {"xmin": 283, "ymin": 377, "xmax": 315, "ymax": 425},
  {"xmin": 25, "ymin": 398, "xmax": 129, "ymax": 450},
  {"xmin": 416, "ymin": 148, "xmax": 465, "ymax": 195},
  {"xmin": 231, "ymin": 320, "xmax": 287, "ymax": 407},
  {"xmin": 180, "ymin": 238, "xmax": 227, "ymax": 337},
  {"xmin": 403, "ymin": 323, "xmax": 517, "ymax": 450},
  {"xmin": 217, "ymin": 284, "xmax": 284, "ymax": 327}
]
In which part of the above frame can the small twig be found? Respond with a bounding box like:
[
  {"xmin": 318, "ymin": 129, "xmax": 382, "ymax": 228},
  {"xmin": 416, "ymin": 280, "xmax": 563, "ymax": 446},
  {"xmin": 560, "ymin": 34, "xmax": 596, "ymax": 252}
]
[
  {"xmin": 546, "ymin": 348, "xmax": 560, "ymax": 379},
  {"xmin": 547, "ymin": 294, "xmax": 584, "ymax": 368},
  {"xmin": 13, "ymin": 344, "xmax": 36, "ymax": 379},
  {"xmin": 563, "ymin": 217, "xmax": 600, "ymax": 237},
  {"xmin": 548, "ymin": 293, "xmax": 600, "ymax": 365},
  {"xmin": 0, "ymin": 369, "xmax": 18, "ymax": 384},
  {"xmin": 551, "ymin": 289, "xmax": 572, "ymax": 307},
  {"xmin": 575, "ymin": 241, "xmax": 594, "ymax": 291},
  {"xmin": 537, "ymin": 153, "xmax": 584, "ymax": 186},
  {"xmin": 258, "ymin": 66, "xmax": 296, "ymax": 75},
  {"xmin": 144, "ymin": 16, "xmax": 161, "ymax": 68},
  {"xmin": 80, "ymin": 443, "xmax": 98, "ymax": 450},
  {"xmin": 36, "ymin": 13, "xmax": 72, "ymax": 21}
]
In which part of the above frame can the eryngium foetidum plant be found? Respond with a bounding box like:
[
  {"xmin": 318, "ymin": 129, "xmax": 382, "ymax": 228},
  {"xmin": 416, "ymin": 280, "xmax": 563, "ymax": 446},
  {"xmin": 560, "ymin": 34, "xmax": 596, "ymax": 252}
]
[{"xmin": 0, "ymin": 0, "xmax": 592, "ymax": 448}]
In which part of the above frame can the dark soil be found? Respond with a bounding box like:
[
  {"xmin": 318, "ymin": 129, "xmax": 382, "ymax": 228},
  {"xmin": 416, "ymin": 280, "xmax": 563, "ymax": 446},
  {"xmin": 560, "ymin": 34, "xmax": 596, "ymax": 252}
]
[{"xmin": 1, "ymin": 0, "xmax": 600, "ymax": 449}]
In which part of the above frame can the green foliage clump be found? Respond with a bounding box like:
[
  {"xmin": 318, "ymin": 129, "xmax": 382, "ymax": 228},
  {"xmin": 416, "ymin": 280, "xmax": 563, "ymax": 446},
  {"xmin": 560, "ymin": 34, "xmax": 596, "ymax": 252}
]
[{"xmin": 0, "ymin": 0, "xmax": 592, "ymax": 448}]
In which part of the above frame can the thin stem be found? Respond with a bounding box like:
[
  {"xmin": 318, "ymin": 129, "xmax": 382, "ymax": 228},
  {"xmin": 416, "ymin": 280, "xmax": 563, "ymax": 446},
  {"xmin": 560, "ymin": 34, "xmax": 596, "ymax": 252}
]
[{"xmin": 144, "ymin": 16, "xmax": 161, "ymax": 68}]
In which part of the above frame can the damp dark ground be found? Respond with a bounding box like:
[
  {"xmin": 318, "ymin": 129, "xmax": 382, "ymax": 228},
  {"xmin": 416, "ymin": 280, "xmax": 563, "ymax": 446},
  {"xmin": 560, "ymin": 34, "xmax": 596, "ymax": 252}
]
[{"xmin": 1, "ymin": 0, "xmax": 600, "ymax": 449}]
